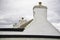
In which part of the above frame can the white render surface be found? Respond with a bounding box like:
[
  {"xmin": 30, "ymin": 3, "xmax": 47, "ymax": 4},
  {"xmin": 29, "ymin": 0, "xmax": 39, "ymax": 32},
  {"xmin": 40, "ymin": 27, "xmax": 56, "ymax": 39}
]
[{"xmin": 24, "ymin": 5, "xmax": 60, "ymax": 35}]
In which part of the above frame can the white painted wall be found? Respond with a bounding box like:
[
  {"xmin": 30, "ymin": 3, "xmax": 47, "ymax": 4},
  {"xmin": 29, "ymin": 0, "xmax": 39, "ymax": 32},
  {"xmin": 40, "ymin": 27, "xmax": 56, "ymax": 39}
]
[{"xmin": 24, "ymin": 5, "xmax": 60, "ymax": 35}]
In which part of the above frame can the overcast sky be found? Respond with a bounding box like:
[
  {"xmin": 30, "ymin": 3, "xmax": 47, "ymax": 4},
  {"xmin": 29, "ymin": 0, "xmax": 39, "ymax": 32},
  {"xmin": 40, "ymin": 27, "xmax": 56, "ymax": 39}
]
[{"xmin": 0, "ymin": 0, "xmax": 60, "ymax": 31}]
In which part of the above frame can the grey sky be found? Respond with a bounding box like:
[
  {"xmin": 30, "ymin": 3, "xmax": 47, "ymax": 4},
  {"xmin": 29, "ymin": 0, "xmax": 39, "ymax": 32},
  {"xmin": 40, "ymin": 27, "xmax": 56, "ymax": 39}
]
[{"xmin": 0, "ymin": 0, "xmax": 60, "ymax": 31}]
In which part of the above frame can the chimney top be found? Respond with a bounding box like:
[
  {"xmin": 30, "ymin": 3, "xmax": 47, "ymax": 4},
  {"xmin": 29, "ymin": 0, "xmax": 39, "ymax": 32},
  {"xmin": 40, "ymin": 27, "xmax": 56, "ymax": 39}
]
[
  {"xmin": 22, "ymin": 17, "xmax": 24, "ymax": 20},
  {"xmin": 39, "ymin": 2, "xmax": 42, "ymax": 5}
]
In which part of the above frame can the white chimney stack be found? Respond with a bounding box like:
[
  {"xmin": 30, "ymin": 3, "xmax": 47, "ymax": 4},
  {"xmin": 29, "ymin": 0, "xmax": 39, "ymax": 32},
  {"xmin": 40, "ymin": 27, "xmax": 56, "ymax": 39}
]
[{"xmin": 24, "ymin": 2, "xmax": 60, "ymax": 35}]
